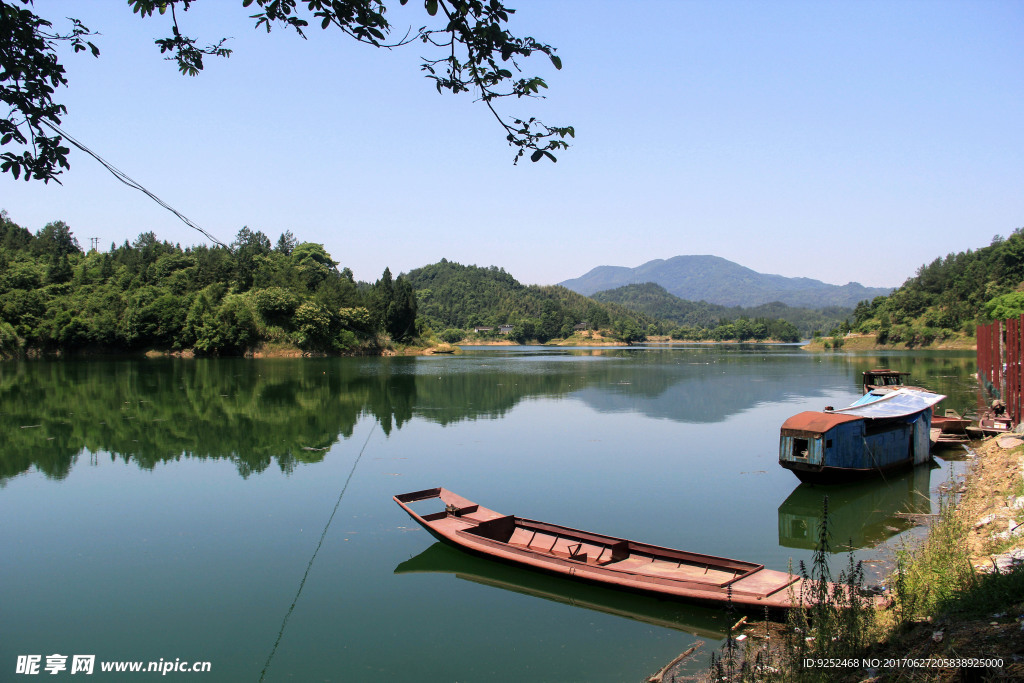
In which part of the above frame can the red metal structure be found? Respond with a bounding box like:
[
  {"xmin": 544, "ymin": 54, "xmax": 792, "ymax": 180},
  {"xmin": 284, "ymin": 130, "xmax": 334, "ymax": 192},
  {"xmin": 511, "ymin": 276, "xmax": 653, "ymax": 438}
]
[{"xmin": 976, "ymin": 316, "xmax": 1024, "ymax": 426}]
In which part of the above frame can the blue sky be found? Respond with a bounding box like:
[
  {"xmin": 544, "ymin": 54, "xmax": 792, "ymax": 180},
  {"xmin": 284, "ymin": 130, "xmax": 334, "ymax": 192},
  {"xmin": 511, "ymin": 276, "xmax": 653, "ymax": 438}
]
[{"xmin": 2, "ymin": 0, "xmax": 1021, "ymax": 289}]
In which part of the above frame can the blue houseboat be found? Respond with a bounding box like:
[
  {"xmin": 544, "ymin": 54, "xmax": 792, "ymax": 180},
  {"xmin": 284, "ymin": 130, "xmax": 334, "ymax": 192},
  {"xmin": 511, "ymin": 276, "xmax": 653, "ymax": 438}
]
[{"xmin": 779, "ymin": 388, "xmax": 945, "ymax": 484}]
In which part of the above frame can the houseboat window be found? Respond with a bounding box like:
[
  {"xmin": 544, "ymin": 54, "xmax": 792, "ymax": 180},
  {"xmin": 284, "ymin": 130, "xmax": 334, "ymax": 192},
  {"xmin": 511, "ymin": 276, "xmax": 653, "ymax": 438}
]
[
  {"xmin": 826, "ymin": 440, "xmax": 832, "ymax": 448},
  {"xmin": 791, "ymin": 438, "xmax": 809, "ymax": 459}
]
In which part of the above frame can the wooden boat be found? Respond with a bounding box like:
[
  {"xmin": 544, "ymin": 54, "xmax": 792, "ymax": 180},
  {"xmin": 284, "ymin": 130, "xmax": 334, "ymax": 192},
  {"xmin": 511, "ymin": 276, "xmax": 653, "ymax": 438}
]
[
  {"xmin": 862, "ymin": 368, "xmax": 910, "ymax": 393},
  {"xmin": 929, "ymin": 408, "xmax": 971, "ymax": 448},
  {"xmin": 394, "ymin": 487, "xmax": 815, "ymax": 609},
  {"xmin": 972, "ymin": 409, "xmax": 1013, "ymax": 436},
  {"xmin": 930, "ymin": 427, "xmax": 971, "ymax": 449},
  {"xmin": 929, "ymin": 408, "xmax": 972, "ymax": 448},
  {"xmin": 779, "ymin": 387, "xmax": 945, "ymax": 484},
  {"xmin": 931, "ymin": 413, "xmax": 971, "ymax": 434}
]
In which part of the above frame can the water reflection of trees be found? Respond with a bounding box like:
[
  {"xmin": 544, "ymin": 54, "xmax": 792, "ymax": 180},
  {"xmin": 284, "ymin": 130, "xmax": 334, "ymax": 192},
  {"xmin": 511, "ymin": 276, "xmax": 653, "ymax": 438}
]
[
  {"xmin": 0, "ymin": 350, "xmax": 976, "ymax": 482},
  {"xmin": 1, "ymin": 357, "xmax": 586, "ymax": 481},
  {"xmin": 2, "ymin": 359, "xmax": 378, "ymax": 481}
]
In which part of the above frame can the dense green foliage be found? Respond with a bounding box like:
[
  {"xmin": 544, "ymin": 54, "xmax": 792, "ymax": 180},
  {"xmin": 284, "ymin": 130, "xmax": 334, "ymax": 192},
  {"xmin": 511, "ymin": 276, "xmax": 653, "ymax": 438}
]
[
  {"xmin": 404, "ymin": 259, "xmax": 659, "ymax": 343},
  {"xmin": 592, "ymin": 283, "xmax": 848, "ymax": 341},
  {"xmin": 852, "ymin": 228, "xmax": 1024, "ymax": 342},
  {"xmin": 0, "ymin": 211, "xmax": 413, "ymax": 355}
]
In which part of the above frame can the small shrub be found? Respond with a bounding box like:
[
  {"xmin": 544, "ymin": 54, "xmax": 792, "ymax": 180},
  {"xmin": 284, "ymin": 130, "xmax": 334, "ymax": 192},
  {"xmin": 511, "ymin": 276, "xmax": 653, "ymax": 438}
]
[{"xmin": 439, "ymin": 328, "xmax": 465, "ymax": 344}]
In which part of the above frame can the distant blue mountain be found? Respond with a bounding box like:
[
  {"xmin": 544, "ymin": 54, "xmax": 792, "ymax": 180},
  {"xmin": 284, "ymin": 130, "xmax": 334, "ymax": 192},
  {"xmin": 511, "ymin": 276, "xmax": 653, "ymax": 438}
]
[{"xmin": 559, "ymin": 255, "xmax": 892, "ymax": 309}]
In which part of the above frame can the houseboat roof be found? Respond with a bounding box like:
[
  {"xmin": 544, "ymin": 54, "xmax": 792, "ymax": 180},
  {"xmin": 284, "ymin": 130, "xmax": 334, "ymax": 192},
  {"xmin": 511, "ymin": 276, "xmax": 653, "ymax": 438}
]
[
  {"xmin": 781, "ymin": 411, "xmax": 863, "ymax": 434},
  {"xmin": 830, "ymin": 387, "xmax": 944, "ymax": 419}
]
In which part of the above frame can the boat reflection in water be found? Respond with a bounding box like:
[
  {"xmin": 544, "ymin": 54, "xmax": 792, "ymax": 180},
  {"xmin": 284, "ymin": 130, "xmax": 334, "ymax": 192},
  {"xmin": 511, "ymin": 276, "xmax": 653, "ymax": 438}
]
[
  {"xmin": 395, "ymin": 542, "xmax": 729, "ymax": 640},
  {"xmin": 778, "ymin": 464, "xmax": 933, "ymax": 553}
]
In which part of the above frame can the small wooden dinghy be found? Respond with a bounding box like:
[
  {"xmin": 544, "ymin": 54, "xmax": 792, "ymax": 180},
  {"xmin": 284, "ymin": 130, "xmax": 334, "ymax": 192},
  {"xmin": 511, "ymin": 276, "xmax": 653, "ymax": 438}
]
[{"xmin": 394, "ymin": 487, "xmax": 815, "ymax": 609}]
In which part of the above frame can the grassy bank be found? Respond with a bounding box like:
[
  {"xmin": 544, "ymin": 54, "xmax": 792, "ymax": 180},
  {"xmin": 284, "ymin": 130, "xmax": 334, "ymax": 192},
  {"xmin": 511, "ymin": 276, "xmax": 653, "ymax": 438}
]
[
  {"xmin": 802, "ymin": 333, "xmax": 977, "ymax": 352},
  {"xmin": 665, "ymin": 436, "xmax": 1024, "ymax": 682}
]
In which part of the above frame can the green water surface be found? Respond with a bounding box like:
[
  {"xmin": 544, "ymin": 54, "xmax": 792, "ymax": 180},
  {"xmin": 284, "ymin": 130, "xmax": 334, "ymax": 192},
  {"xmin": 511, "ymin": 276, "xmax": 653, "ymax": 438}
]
[{"xmin": 0, "ymin": 345, "xmax": 979, "ymax": 681}]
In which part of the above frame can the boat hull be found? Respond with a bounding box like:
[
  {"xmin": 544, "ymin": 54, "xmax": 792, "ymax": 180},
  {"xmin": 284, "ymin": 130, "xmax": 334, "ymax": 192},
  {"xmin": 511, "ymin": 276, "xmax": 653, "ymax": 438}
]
[
  {"xmin": 394, "ymin": 488, "xmax": 814, "ymax": 610},
  {"xmin": 779, "ymin": 388, "xmax": 943, "ymax": 483},
  {"xmin": 781, "ymin": 458, "xmax": 919, "ymax": 485}
]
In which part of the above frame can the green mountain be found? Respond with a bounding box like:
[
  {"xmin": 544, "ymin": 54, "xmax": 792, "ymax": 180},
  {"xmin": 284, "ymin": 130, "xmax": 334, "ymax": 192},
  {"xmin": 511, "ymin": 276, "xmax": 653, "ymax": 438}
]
[
  {"xmin": 403, "ymin": 259, "xmax": 656, "ymax": 342},
  {"xmin": 591, "ymin": 283, "xmax": 852, "ymax": 338},
  {"xmin": 559, "ymin": 255, "xmax": 892, "ymax": 309}
]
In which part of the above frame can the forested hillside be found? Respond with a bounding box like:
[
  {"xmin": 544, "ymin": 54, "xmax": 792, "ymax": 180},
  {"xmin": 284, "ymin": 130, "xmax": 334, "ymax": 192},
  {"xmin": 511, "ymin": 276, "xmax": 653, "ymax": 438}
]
[
  {"xmin": 591, "ymin": 283, "xmax": 849, "ymax": 340},
  {"xmin": 0, "ymin": 211, "xmax": 415, "ymax": 356},
  {"xmin": 403, "ymin": 260, "xmax": 657, "ymax": 343},
  {"xmin": 852, "ymin": 229, "xmax": 1024, "ymax": 345}
]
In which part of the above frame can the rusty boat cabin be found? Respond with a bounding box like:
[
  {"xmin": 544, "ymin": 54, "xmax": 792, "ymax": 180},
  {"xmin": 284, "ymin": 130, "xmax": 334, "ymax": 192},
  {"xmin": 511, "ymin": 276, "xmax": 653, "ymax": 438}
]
[
  {"xmin": 779, "ymin": 387, "xmax": 945, "ymax": 484},
  {"xmin": 394, "ymin": 487, "xmax": 815, "ymax": 610}
]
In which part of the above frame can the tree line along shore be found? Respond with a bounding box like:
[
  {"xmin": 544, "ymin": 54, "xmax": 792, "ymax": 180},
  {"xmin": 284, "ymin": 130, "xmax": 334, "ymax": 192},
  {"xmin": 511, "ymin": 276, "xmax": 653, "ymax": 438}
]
[
  {"xmin": 3, "ymin": 214, "xmax": 1020, "ymax": 359},
  {"xmin": 0, "ymin": 215, "xmax": 809, "ymax": 359}
]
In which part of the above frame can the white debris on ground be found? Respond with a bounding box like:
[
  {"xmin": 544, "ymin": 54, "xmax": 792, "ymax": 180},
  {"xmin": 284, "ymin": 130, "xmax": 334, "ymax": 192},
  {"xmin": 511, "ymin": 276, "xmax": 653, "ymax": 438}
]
[{"xmin": 969, "ymin": 443, "xmax": 1024, "ymax": 573}]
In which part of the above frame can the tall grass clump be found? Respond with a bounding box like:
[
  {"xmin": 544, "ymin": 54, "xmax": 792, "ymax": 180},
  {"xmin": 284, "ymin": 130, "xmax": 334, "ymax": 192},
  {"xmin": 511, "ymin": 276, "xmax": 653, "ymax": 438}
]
[
  {"xmin": 707, "ymin": 496, "xmax": 877, "ymax": 682},
  {"xmin": 890, "ymin": 477, "xmax": 1024, "ymax": 624}
]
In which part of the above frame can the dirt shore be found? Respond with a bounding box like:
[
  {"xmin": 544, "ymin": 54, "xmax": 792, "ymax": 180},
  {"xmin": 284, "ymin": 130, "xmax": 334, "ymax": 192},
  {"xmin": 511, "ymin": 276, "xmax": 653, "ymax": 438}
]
[{"xmin": 863, "ymin": 435, "xmax": 1024, "ymax": 680}]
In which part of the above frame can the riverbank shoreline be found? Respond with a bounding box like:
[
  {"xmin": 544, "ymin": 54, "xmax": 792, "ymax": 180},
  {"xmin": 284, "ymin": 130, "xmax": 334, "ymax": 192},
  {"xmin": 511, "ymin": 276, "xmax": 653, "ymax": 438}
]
[
  {"xmin": 7, "ymin": 330, "xmax": 977, "ymax": 361},
  {"xmin": 661, "ymin": 435, "xmax": 1024, "ymax": 682},
  {"xmin": 0, "ymin": 335, "xmax": 803, "ymax": 360}
]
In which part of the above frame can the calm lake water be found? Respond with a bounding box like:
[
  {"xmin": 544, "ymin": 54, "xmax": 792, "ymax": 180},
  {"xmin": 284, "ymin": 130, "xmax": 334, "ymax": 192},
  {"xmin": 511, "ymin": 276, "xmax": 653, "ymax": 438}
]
[{"xmin": 0, "ymin": 345, "xmax": 979, "ymax": 681}]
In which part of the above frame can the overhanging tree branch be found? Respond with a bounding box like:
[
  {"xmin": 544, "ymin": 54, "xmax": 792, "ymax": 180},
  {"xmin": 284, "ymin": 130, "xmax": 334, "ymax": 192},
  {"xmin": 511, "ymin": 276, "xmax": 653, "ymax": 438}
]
[
  {"xmin": 0, "ymin": 0, "xmax": 572, "ymax": 184},
  {"xmin": 0, "ymin": 0, "xmax": 99, "ymax": 182}
]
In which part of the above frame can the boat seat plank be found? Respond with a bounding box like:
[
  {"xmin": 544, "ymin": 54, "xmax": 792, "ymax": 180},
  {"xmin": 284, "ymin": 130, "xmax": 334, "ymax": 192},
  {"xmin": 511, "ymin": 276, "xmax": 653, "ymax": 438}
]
[
  {"xmin": 601, "ymin": 555, "xmax": 743, "ymax": 585},
  {"xmin": 508, "ymin": 527, "xmax": 534, "ymax": 546},
  {"xmin": 526, "ymin": 532, "xmax": 557, "ymax": 552},
  {"xmin": 730, "ymin": 570, "xmax": 797, "ymax": 595}
]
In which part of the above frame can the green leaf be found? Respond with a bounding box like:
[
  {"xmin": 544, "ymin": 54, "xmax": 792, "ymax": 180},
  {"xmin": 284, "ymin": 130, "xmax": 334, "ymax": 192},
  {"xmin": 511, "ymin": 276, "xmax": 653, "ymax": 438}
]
[
  {"xmin": 426, "ymin": 0, "xmax": 439, "ymax": 16},
  {"xmin": 550, "ymin": 55, "xmax": 562, "ymax": 70},
  {"xmin": 530, "ymin": 150, "xmax": 543, "ymax": 162}
]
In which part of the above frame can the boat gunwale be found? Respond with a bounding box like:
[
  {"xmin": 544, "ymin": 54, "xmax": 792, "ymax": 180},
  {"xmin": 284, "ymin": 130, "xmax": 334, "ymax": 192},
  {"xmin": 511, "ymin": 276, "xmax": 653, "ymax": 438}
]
[{"xmin": 454, "ymin": 516, "xmax": 764, "ymax": 588}]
